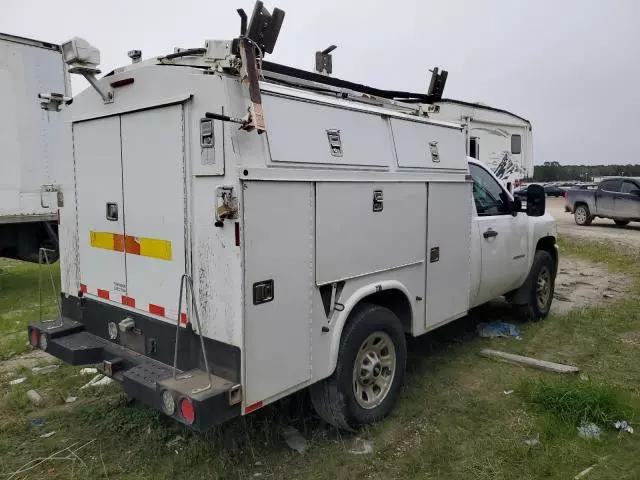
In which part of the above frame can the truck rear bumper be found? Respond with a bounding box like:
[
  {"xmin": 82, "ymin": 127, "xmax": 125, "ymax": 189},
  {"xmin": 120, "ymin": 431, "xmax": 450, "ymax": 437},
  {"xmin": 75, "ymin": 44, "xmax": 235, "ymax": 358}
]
[{"xmin": 29, "ymin": 313, "xmax": 241, "ymax": 430}]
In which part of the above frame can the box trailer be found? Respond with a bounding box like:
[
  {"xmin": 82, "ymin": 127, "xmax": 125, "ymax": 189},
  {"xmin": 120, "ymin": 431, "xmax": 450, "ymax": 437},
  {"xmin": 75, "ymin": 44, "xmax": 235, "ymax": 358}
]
[
  {"xmin": 431, "ymin": 99, "xmax": 533, "ymax": 191},
  {"xmin": 0, "ymin": 33, "xmax": 70, "ymax": 262},
  {"xmin": 29, "ymin": 2, "xmax": 557, "ymax": 431}
]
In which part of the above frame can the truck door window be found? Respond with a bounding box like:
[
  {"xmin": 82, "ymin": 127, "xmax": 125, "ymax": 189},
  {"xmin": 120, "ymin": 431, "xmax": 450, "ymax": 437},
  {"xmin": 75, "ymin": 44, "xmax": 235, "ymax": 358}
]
[
  {"xmin": 600, "ymin": 179, "xmax": 622, "ymax": 192},
  {"xmin": 621, "ymin": 181, "xmax": 638, "ymax": 194},
  {"xmin": 511, "ymin": 134, "xmax": 521, "ymax": 154},
  {"xmin": 469, "ymin": 163, "xmax": 509, "ymax": 216}
]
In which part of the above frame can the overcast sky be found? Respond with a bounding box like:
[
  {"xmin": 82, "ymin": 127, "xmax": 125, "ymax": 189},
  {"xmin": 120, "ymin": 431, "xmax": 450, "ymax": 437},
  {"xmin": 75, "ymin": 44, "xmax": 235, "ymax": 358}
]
[{"xmin": 2, "ymin": 0, "xmax": 638, "ymax": 165}]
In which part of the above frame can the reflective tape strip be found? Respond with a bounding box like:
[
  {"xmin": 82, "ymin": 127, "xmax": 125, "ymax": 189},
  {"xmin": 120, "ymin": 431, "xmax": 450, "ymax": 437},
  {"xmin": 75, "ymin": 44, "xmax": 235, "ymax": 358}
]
[
  {"xmin": 149, "ymin": 304, "xmax": 165, "ymax": 316},
  {"xmin": 122, "ymin": 296, "xmax": 136, "ymax": 308},
  {"xmin": 97, "ymin": 289, "xmax": 110, "ymax": 300},
  {"xmin": 180, "ymin": 313, "xmax": 188, "ymax": 325},
  {"xmin": 89, "ymin": 231, "xmax": 172, "ymax": 261}
]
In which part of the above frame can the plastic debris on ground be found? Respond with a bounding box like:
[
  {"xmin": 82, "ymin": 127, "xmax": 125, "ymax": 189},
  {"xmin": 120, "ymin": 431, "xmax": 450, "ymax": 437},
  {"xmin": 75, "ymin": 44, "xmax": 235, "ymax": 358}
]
[
  {"xmin": 282, "ymin": 426, "xmax": 308, "ymax": 453},
  {"xmin": 9, "ymin": 377, "xmax": 26, "ymax": 385},
  {"xmin": 40, "ymin": 431, "xmax": 56, "ymax": 438},
  {"xmin": 79, "ymin": 374, "xmax": 113, "ymax": 389},
  {"xmin": 32, "ymin": 364, "xmax": 60, "ymax": 375},
  {"xmin": 30, "ymin": 418, "xmax": 45, "ymax": 427},
  {"xmin": 503, "ymin": 389, "xmax": 514, "ymax": 395},
  {"xmin": 166, "ymin": 436, "xmax": 184, "ymax": 448},
  {"xmin": 80, "ymin": 367, "xmax": 98, "ymax": 375},
  {"xmin": 65, "ymin": 396, "xmax": 77, "ymax": 403},
  {"xmin": 522, "ymin": 433, "xmax": 540, "ymax": 446},
  {"xmin": 615, "ymin": 420, "xmax": 634, "ymax": 434},
  {"xmin": 477, "ymin": 322, "xmax": 521, "ymax": 340},
  {"xmin": 574, "ymin": 465, "xmax": 595, "ymax": 479},
  {"xmin": 27, "ymin": 389, "xmax": 43, "ymax": 405},
  {"xmin": 348, "ymin": 437, "xmax": 373, "ymax": 455},
  {"xmin": 579, "ymin": 373, "xmax": 589, "ymax": 382},
  {"xmin": 577, "ymin": 421, "xmax": 600, "ymax": 440}
]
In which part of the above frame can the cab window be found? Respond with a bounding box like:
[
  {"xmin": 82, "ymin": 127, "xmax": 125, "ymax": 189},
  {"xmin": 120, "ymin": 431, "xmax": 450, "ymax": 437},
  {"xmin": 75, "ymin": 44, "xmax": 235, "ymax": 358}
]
[
  {"xmin": 621, "ymin": 180, "xmax": 639, "ymax": 194},
  {"xmin": 469, "ymin": 163, "xmax": 510, "ymax": 216}
]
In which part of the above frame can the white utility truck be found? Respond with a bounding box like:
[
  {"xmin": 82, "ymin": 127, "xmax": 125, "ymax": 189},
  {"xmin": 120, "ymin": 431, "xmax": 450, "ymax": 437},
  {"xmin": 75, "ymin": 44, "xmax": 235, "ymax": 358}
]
[
  {"xmin": 431, "ymin": 99, "xmax": 533, "ymax": 192},
  {"xmin": 29, "ymin": 2, "xmax": 558, "ymax": 431},
  {"xmin": 0, "ymin": 33, "xmax": 70, "ymax": 262}
]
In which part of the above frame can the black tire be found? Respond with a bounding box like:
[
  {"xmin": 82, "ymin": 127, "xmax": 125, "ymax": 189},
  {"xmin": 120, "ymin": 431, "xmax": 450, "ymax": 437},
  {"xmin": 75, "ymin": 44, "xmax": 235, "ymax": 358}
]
[
  {"xmin": 614, "ymin": 219, "xmax": 630, "ymax": 226},
  {"xmin": 518, "ymin": 250, "xmax": 556, "ymax": 321},
  {"xmin": 309, "ymin": 303, "xmax": 407, "ymax": 430},
  {"xmin": 574, "ymin": 205, "xmax": 593, "ymax": 226}
]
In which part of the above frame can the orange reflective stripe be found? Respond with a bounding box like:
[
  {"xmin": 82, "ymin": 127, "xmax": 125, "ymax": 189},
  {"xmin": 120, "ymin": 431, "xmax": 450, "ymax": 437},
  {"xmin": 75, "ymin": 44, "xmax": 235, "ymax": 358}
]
[{"xmin": 89, "ymin": 231, "xmax": 171, "ymax": 261}]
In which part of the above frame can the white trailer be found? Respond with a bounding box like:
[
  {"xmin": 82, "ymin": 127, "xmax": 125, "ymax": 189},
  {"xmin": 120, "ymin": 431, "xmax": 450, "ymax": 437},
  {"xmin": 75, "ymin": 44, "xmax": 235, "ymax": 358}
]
[
  {"xmin": 0, "ymin": 33, "xmax": 70, "ymax": 262},
  {"xmin": 29, "ymin": 2, "xmax": 557, "ymax": 431},
  {"xmin": 431, "ymin": 99, "xmax": 533, "ymax": 191}
]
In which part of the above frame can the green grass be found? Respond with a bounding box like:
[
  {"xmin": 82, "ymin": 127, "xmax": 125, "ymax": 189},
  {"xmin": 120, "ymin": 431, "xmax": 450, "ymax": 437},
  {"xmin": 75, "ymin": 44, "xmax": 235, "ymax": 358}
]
[{"xmin": 1, "ymin": 237, "xmax": 640, "ymax": 479}]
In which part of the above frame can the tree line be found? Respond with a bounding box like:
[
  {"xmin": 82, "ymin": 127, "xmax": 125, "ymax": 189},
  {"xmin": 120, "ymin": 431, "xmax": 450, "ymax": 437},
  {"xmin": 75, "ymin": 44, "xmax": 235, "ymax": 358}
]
[{"xmin": 532, "ymin": 162, "xmax": 640, "ymax": 182}]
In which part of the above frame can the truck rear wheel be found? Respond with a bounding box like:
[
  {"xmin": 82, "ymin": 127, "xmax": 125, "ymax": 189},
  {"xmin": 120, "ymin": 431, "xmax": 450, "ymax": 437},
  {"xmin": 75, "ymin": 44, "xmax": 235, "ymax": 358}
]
[
  {"xmin": 309, "ymin": 303, "xmax": 406, "ymax": 430},
  {"xmin": 518, "ymin": 250, "xmax": 556, "ymax": 321},
  {"xmin": 574, "ymin": 205, "xmax": 593, "ymax": 226}
]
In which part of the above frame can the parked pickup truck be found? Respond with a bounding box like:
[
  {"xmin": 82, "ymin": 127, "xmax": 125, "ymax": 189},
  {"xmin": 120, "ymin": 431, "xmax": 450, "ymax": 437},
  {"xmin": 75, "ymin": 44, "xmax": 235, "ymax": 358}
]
[{"xmin": 565, "ymin": 177, "xmax": 640, "ymax": 226}]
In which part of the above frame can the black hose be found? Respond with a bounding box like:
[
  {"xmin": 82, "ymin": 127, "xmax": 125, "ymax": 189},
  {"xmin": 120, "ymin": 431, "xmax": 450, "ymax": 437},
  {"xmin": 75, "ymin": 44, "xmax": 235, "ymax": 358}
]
[{"xmin": 163, "ymin": 48, "xmax": 206, "ymax": 60}]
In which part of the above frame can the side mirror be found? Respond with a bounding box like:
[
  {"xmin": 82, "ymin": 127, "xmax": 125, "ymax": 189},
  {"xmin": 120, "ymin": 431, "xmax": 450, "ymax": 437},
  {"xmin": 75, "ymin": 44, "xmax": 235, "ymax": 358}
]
[
  {"xmin": 512, "ymin": 198, "xmax": 523, "ymax": 216},
  {"xmin": 526, "ymin": 184, "xmax": 546, "ymax": 217}
]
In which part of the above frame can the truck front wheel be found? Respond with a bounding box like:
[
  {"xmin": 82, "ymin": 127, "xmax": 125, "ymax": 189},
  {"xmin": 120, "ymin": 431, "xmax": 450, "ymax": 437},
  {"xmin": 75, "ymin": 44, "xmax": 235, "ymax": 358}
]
[
  {"xmin": 310, "ymin": 303, "xmax": 406, "ymax": 430},
  {"xmin": 574, "ymin": 205, "xmax": 593, "ymax": 226},
  {"xmin": 518, "ymin": 250, "xmax": 556, "ymax": 321}
]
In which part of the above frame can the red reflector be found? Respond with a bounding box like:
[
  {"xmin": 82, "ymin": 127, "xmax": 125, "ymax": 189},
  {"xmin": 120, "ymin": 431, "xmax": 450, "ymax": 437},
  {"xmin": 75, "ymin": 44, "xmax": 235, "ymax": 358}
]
[
  {"xmin": 179, "ymin": 397, "xmax": 195, "ymax": 424},
  {"xmin": 235, "ymin": 222, "xmax": 240, "ymax": 247},
  {"xmin": 180, "ymin": 313, "xmax": 188, "ymax": 325},
  {"xmin": 80, "ymin": 283, "xmax": 88, "ymax": 294},
  {"xmin": 97, "ymin": 289, "xmax": 110, "ymax": 300},
  {"xmin": 110, "ymin": 78, "xmax": 134, "ymax": 88},
  {"xmin": 122, "ymin": 296, "xmax": 136, "ymax": 308},
  {"xmin": 30, "ymin": 329, "xmax": 40, "ymax": 347},
  {"xmin": 245, "ymin": 401, "xmax": 263, "ymax": 414},
  {"xmin": 149, "ymin": 304, "xmax": 165, "ymax": 316}
]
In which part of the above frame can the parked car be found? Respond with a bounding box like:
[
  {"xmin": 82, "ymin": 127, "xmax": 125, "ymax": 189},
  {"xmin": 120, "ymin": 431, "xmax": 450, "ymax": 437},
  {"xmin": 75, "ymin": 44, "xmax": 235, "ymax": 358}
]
[
  {"xmin": 544, "ymin": 185, "xmax": 564, "ymax": 197},
  {"xmin": 565, "ymin": 177, "xmax": 640, "ymax": 226}
]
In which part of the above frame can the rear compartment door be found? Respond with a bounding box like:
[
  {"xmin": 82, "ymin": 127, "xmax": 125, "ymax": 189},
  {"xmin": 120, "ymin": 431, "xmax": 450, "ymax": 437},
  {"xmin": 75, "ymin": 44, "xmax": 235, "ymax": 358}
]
[
  {"xmin": 74, "ymin": 116, "xmax": 127, "ymax": 298},
  {"xmin": 120, "ymin": 105, "xmax": 187, "ymax": 322}
]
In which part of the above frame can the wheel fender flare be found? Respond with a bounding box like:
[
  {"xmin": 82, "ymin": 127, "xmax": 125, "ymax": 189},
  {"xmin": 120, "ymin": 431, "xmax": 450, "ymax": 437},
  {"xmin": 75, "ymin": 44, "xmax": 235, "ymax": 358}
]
[{"xmin": 326, "ymin": 280, "xmax": 413, "ymax": 377}]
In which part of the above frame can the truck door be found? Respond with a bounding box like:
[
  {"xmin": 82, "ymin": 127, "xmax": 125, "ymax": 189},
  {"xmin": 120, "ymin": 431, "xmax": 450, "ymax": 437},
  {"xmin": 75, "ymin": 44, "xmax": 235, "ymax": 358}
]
[
  {"xmin": 469, "ymin": 163, "xmax": 528, "ymax": 304},
  {"xmin": 74, "ymin": 117, "xmax": 127, "ymax": 298},
  {"xmin": 618, "ymin": 180, "xmax": 640, "ymax": 219},
  {"xmin": 595, "ymin": 179, "xmax": 621, "ymax": 217}
]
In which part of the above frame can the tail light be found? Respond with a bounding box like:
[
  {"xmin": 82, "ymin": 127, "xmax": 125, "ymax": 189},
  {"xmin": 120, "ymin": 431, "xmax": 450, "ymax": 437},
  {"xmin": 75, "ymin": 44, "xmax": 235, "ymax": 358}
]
[
  {"xmin": 29, "ymin": 328, "xmax": 40, "ymax": 347},
  {"xmin": 179, "ymin": 397, "xmax": 195, "ymax": 424}
]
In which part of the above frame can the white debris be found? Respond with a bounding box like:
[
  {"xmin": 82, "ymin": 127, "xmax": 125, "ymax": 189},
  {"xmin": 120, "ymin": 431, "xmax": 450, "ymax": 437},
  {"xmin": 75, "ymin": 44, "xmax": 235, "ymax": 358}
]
[
  {"xmin": 522, "ymin": 434, "xmax": 540, "ymax": 446},
  {"xmin": 80, "ymin": 367, "xmax": 98, "ymax": 375},
  {"xmin": 579, "ymin": 373, "xmax": 589, "ymax": 382},
  {"xmin": 503, "ymin": 389, "xmax": 514, "ymax": 395},
  {"xmin": 79, "ymin": 374, "xmax": 113, "ymax": 389},
  {"xmin": 166, "ymin": 436, "xmax": 184, "ymax": 448},
  {"xmin": 577, "ymin": 421, "xmax": 600, "ymax": 440},
  {"xmin": 27, "ymin": 389, "xmax": 43, "ymax": 405},
  {"xmin": 9, "ymin": 377, "xmax": 27, "ymax": 385},
  {"xmin": 574, "ymin": 465, "xmax": 595, "ymax": 479},
  {"xmin": 282, "ymin": 426, "xmax": 308, "ymax": 453},
  {"xmin": 615, "ymin": 420, "xmax": 634, "ymax": 434},
  {"xmin": 40, "ymin": 431, "xmax": 56, "ymax": 438},
  {"xmin": 32, "ymin": 364, "xmax": 60, "ymax": 375},
  {"xmin": 348, "ymin": 437, "xmax": 373, "ymax": 455},
  {"xmin": 65, "ymin": 396, "xmax": 77, "ymax": 403}
]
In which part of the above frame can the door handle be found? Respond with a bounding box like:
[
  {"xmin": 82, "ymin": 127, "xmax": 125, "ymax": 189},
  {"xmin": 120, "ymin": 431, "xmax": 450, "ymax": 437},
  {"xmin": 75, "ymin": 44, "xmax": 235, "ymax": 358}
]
[{"xmin": 483, "ymin": 229, "xmax": 498, "ymax": 239}]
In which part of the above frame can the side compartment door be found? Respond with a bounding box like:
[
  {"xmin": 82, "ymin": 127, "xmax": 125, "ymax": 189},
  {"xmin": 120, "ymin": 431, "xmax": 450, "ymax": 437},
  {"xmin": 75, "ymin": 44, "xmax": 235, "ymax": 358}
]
[
  {"xmin": 120, "ymin": 105, "xmax": 187, "ymax": 322},
  {"xmin": 74, "ymin": 117, "xmax": 126, "ymax": 299},
  {"xmin": 470, "ymin": 163, "xmax": 528, "ymax": 304},
  {"xmin": 243, "ymin": 181, "xmax": 313, "ymax": 406}
]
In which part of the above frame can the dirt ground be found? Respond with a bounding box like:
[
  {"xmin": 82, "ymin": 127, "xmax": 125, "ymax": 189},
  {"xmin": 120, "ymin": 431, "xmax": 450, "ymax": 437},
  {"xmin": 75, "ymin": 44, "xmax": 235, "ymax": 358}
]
[
  {"xmin": 548, "ymin": 197, "xmax": 640, "ymax": 250},
  {"xmin": 552, "ymin": 256, "xmax": 631, "ymax": 315}
]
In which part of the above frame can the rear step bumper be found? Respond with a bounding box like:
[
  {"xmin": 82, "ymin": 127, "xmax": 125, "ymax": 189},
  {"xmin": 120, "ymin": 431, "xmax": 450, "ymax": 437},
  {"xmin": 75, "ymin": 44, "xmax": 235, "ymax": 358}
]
[{"xmin": 28, "ymin": 317, "xmax": 241, "ymax": 430}]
